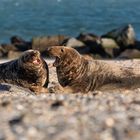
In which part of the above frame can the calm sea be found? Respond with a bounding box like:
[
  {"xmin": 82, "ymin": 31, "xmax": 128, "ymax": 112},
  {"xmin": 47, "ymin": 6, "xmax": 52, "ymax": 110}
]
[{"xmin": 0, "ymin": 0, "xmax": 140, "ymax": 43}]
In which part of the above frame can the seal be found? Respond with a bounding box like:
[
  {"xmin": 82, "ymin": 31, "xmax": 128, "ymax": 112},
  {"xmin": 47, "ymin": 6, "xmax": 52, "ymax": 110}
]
[
  {"xmin": 0, "ymin": 50, "xmax": 49, "ymax": 93},
  {"xmin": 48, "ymin": 46, "xmax": 140, "ymax": 93}
]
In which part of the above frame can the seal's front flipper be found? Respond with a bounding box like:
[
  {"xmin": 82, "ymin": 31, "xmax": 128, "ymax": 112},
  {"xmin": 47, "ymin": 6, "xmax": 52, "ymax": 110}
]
[{"xmin": 29, "ymin": 86, "xmax": 49, "ymax": 94}]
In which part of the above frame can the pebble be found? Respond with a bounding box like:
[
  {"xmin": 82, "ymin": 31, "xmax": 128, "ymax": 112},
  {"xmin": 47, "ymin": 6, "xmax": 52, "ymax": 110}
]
[
  {"xmin": 105, "ymin": 118, "xmax": 115, "ymax": 127},
  {"xmin": 51, "ymin": 100, "xmax": 64, "ymax": 109}
]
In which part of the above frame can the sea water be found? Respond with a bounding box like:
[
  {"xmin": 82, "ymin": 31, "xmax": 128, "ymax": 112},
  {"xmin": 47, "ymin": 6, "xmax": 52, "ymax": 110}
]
[{"xmin": 0, "ymin": 0, "xmax": 140, "ymax": 43}]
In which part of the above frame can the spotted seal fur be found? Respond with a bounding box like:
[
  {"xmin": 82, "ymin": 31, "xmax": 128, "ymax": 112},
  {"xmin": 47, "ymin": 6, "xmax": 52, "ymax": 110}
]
[
  {"xmin": 48, "ymin": 46, "xmax": 140, "ymax": 93},
  {"xmin": 0, "ymin": 50, "xmax": 49, "ymax": 93}
]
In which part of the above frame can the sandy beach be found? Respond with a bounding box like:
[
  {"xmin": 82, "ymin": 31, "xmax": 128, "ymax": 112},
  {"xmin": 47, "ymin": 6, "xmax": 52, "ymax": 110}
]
[{"xmin": 0, "ymin": 59, "xmax": 139, "ymax": 140}]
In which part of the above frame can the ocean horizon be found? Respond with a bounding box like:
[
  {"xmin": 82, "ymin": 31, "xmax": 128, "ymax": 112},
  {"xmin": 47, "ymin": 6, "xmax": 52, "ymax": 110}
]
[{"xmin": 0, "ymin": 0, "xmax": 140, "ymax": 43}]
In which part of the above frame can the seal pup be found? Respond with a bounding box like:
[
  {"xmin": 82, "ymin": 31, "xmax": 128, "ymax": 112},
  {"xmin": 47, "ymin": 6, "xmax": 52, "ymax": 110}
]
[
  {"xmin": 47, "ymin": 46, "xmax": 140, "ymax": 93},
  {"xmin": 0, "ymin": 50, "xmax": 49, "ymax": 93}
]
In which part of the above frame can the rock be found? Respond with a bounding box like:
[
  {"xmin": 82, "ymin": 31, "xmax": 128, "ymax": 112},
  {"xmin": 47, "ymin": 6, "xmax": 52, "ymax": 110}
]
[
  {"xmin": 101, "ymin": 38, "xmax": 119, "ymax": 49},
  {"xmin": 0, "ymin": 40, "xmax": 29, "ymax": 59},
  {"xmin": 7, "ymin": 51, "xmax": 22, "ymax": 59},
  {"xmin": 101, "ymin": 24, "xmax": 136, "ymax": 48},
  {"xmin": 101, "ymin": 38, "xmax": 120, "ymax": 57},
  {"xmin": 77, "ymin": 32, "xmax": 101, "ymax": 43},
  {"xmin": 9, "ymin": 113, "xmax": 23, "ymax": 126},
  {"xmin": 118, "ymin": 49, "xmax": 140, "ymax": 59},
  {"xmin": 77, "ymin": 33, "xmax": 111, "ymax": 58},
  {"xmin": 11, "ymin": 35, "xmax": 27, "ymax": 45},
  {"xmin": 63, "ymin": 37, "xmax": 90, "ymax": 54},
  {"xmin": 105, "ymin": 118, "xmax": 115, "ymax": 127},
  {"xmin": 0, "ymin": 44, "xmax": 17, "ymax": 58},
  {"xmin": 134, "ymin": 40, "xmax": 140, "ymax": 50},
  {"xmin": 64, "ymin": 37, "xmax": 85, "ymax": 48},
  {"xmin": 1, "ymin": 97, "xmax": 10, "ymax": 107},
  {"xmin": 31, "ymin": 35, "xmax": 69, "ymax": 55},
  {"xmin": 51, "ymin": 100, "xmax": 64, "ymax": 109},
  {"xmin": 10, "ymin": 35, "xmax": 31, "ymax": 51}
]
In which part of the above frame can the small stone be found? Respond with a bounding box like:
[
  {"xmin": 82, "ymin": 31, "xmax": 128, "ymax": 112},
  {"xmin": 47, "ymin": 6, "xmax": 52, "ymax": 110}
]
[
  {"xmin": 16, "ymin": 105, "xmax": 24, "ymax": 111},
  {"xmin": 1, "ymin": 100, "xmax": 10, "ymax": 107},
  {"xmin": 27, "ymin": 127, "xmax": 38, "ymax": 137},
  {"xmin": 51, "ymin": 100, "xmax": 64, "ymax": 109},
  {"xmin": 105, "ymin": 118, "xmax": 115, "ymax": 127},
  {"xmin": 9, "ymin": 113, "xmax": 24, "ymax": 126}
]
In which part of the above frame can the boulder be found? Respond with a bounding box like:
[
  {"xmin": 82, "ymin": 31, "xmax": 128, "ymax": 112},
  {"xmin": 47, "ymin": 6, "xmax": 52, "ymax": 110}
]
[
  {"xmin": 77, "ymin": 32, "xmax": 101, "ymax": 43},
  {"xmin": 118, "ymin": 49, "xmax": 140, "ymax": 59},
  {"xmin": 64, "ymin": 37, "xmax": 85, "ymax": 48},
  {"xmin": 77, "ymin": 33, "xmax": 111, "ymax": 58},
  {"xmin": 10, "ymin": 36, "xmax": 31, "ymax": 51},
  {"xmin": 100, "ymin": 38, "xmax": 120, "ymax": 57},
  {"xmin": 0, "ymin": 44, "xmax": 17, "ymax": 58},
  {"xmin": 101, "ymin": 24, "xmax": 136, "ymax": 48},
  {"xmin": 31, "ymin": 35, "xmax": 69, "ymax": 54},
  {"xmin": 62, "ymin": 37, "xmax": 90, "ymax": 54},
  {"xmin": 7, "ymin": 51, "xmax": 23, "ymax": 59}
]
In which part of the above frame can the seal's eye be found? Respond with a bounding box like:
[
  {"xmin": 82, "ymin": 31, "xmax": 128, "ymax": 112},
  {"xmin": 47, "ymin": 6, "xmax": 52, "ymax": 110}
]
[{"xmin": 61, "ymin": 48, "xmax": 64, "ymax": 53}]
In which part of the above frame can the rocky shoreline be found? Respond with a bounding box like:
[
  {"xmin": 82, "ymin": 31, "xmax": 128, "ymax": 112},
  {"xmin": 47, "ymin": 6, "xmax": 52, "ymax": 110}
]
[{"xmin": 0, "ymin": 24, "xmax": 140, "ymax": 59}]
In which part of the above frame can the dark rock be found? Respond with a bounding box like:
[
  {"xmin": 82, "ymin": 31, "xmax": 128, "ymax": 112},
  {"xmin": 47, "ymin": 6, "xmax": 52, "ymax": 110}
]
[
  {"xmin": 11, "ymin": 35, "xmax": 27, "ymax": 45},
  {"xmin": 135, "ymin": 40, "xmax": 140, "ymax": 50},
  {"xmin": 9, "ymin": 115, "xmax": 23, "ymax": 126},
  {"xmin": 1, "ymin": 98, "xmax": 10, "ymax": 107},
  {"xmin": 88, "ymin": 42, "xmax": 111, "ymax": 58},
  {"xmin": 51, "ymin": 100, "xmax": 64, "ymax": 109},
  {"xmin": 101, "ymin": 24, "xmax": 136, "ymax": 48},
  {"xmin": 10, "ymin": 35, "xmax": 31, "ymax": 51},
  {"xmin": 77, "ymin": 32, "xmax": 101, "ymax": 43},
  {"xmin": 77, "ymin": 33, "xmax": 111, "ymax": 58},
  {"xmin": 0, "ymin": 83, "xmax": 11, "ymax": 91}
]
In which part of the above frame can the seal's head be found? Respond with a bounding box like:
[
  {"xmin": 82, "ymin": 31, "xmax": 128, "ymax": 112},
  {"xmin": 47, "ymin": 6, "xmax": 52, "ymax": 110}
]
[
  {"xmin": 47, "ymin": 46, "xmax": 81, "ymax": 67},
  {"xmin": 19, "ymin": 50, "xmax": 42, "ymax": 68}
]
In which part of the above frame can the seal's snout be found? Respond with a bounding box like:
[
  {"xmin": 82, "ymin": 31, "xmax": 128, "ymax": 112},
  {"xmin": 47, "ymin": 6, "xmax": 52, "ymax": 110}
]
[
  {"xmin": 47, "ymin": 46, "xmax": 65, "ymax": 56},
  {"xmin": 47, "ymin": 47, "xmax": 54, "ymax": 53},
  {"xmin": 47, "ymin": 47, "xmax": 57, "ymax": 57},
  {"xmin": 47, "ymin": 47, "xmax": 54, "ymax": 58}
]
